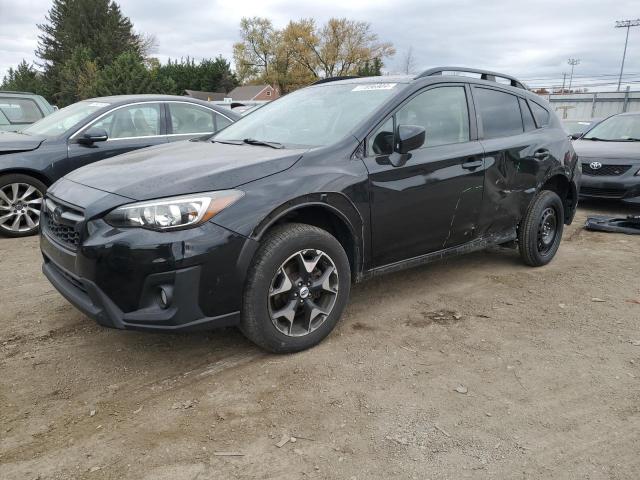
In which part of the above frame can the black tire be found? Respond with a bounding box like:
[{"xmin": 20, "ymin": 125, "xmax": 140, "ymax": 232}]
[
  {"xmin": 518, "ymin": 190, "xmax": 564, "ymax": 267},
  {"xmin": 0, "ymin": 174, "xmax": 47, "ymax": 238},
  {"xmin": 241, "ymin": 223, "xmax": 351, "ymax": 353}
]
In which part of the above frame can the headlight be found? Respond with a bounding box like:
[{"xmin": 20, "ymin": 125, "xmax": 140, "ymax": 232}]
[{"xmin": 105, "ymin": 190, "xmax": 243, "ymax": 230}]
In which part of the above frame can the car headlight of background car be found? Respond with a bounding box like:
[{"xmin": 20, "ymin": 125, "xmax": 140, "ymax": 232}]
[{"xmin": 105, "ymin": 190, "xmax": 243, "ymax": 230}]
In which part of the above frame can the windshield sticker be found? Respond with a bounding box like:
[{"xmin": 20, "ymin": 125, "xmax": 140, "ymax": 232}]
[
  {"xmin": 352, "ymin": 83, "xmax": 397, "ymax": 91},
  {"xmin": 88, "ymin": 102, "xmax": 109, "ymax": 107}
]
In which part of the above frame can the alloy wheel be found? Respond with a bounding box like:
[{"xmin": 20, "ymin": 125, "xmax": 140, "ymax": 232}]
[
  {"xmin": 268, "ymin": 249, "xmax": 339, "ymax": 337},
  {"xmin": 0, "ymin": 182, "xmax": 44, "ymax": 233}
]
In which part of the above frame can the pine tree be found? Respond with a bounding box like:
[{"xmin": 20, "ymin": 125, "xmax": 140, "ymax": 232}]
[
  {"xmin": 94, "ymin": 52, "xmax": 175, "ymax": 96},
  {"xmin": 0, "ymin": 61, "xmax": 48, "ymax": 95},
  {"xmin": 57, "ymin": 47, "xmax": 100, "ymax": 106},
  {"xmin": 36, "ymin": 0, "xmax": 143, "ymax": 102}
]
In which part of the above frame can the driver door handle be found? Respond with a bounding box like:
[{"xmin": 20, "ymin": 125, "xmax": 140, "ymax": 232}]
[{"xmin": 461, "ymin": 159, "xmax": 483, "ymax": 170}]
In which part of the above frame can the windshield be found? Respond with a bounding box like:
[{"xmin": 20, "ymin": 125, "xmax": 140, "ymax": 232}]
[
  {"xmin": 583, "ymin": 115, "xmax": 640, "ymax": 141},
  {"xmin": 562, "ymin": 120, "xmax": 593, "ymax": 135},
  {"xmin": 214, "ymin": 82, "xmax": 401, "ymax": 148},
  {"xmin": 21, "ymin": 100, "xmax": 111, "ymax": 137}
]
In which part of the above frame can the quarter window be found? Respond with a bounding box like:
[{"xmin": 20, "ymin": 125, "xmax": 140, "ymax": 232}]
[
  {"xmin": 169, "ymin": 103, "xmax": 216, "ymax": 134},
  {"xmin": 530, "ymin": 101, "xmax": 550, "ymax": 128},
  {"xmin": 519, "ymin": 98, "xmax": 536, "ymax": 131},
  {"xmin": 90, "ymin": 103, "xmax": 161, "ymax": 139},
  {"xmin": 475, "ymin": 88, "xmax": 524, "ymax": 139},
  {"xmin": 215, "ymin": 113, "xmax": 232, "ymax": 131}
]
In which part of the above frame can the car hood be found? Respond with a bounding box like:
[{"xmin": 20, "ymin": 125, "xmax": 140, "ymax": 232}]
[
  {"xmin": 66, "ymin": 140, "xmax": 306, "ymax": 200},
  {"xmin": 0, "ymin": 131, "xmax": 45, "ymax": 154},
  {"xmin": 573, "ymin": 139, "xmax": 640, "ymax": 161}
]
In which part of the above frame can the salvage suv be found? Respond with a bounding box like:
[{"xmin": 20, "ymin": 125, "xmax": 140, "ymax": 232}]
[{"xmin": 40, "ymin": 67, "xmax": 580, "ymax": 353}]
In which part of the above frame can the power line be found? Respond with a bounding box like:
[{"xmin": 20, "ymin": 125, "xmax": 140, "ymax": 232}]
[{"xmin": 615, "ymin": 19, "xmax": 640, "ymax": 91}]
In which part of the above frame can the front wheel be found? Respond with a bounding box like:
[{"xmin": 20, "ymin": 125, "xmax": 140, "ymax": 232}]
[
  {"xmin": 0, "ymin": 174, "xmax": 47, "ymax": 238},
  {"xmin": 241, "ymin": 223, "xmax": 351, "ymax": 353},
  {"xmin": 518, "ymin": 190, "xmax": 564, "ymax": 267}
]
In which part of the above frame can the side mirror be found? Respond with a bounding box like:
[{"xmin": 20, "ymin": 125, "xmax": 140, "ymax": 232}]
[
  {"xmin": 396, "ymin": 125, "xmax": 425, "ymax": 154},
  {"xmin": 569, "ymin": 133, "xmax": 582, "ymax": 140},
  {"xmin": 77, "ymin": 128, "xmax": 108, "ymax": 145}
]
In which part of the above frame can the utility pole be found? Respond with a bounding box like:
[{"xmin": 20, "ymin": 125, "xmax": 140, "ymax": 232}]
[
  {"xmin": 615, "ymin": 19, "xmax": 640, "ymax": 91},
  {"xmin": 567, "ymin": 59, "xmax": 580, "ymax": 91}
]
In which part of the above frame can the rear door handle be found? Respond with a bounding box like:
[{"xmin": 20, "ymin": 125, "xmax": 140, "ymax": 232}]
[
  {"xmin": 461, "ymin": 159, "xmax": 483, "ymax": 170},
  {"xmin": 534, "ymin": 149, "xmax": 550, "ymax": 160}
]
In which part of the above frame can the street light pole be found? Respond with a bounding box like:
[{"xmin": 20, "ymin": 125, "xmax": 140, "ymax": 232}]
[
  {"xmin": 567, "ymin": 58, "xmax": 580, "ymax": 91},
  {"xmin": 615, "ymin": 19, "xmax": 640, "ymax": 92}
]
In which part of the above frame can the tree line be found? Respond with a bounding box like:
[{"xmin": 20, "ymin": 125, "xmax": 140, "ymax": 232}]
[
  {"xmin": 233, "ymin": 17, "xmax": 395, "ymax": 93},
  {"xmin": 1, "ymin": 0, "xmax": 395, "ymax": 107}
]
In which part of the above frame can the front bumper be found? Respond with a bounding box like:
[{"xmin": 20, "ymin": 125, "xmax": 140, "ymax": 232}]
[
  {"xmin": 579, "ymin": 165, "xmax": 640, "ymax": 204},
  {"xmin": 41, "ymin": 215, "xmax": 258, "ymax": 332}
]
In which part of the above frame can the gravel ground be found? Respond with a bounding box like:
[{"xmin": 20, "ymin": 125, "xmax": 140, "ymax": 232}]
[{"xmin": 1, "ymin": 201, "xmax": 639, "ymax": 480}]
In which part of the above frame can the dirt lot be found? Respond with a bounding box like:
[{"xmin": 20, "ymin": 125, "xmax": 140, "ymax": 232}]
[{"xmin": 1, "ymin": 202, "xmax": 639, "ymax": 480}]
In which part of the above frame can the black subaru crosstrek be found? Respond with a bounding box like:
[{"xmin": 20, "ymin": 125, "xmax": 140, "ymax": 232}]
[{"xmin": 40, "ymin": 67, "xmax": 580, "ymax": 353}]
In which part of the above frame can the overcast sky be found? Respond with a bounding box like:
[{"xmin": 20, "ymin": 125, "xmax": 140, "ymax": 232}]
[{"xmin": 1, "ymin": 0, "xmax": 639, "ymax": 91}]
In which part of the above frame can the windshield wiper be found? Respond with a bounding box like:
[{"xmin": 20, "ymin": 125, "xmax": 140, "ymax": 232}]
[
  {"xmin": 242, "ymin": 138, "xmax": 284, "ymax": 149},
  {"xmin": 584, "ymin": 137, "xmax": 613, "ymax": 141},
  {"xmin": 213, "ymin": 139, "xmax": 244, "ymax": 145}
]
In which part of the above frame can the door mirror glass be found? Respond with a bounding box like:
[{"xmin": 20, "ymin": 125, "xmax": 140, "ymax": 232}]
[
  {"xmin": 396, "ymin": 125, "xmax": 425, "ymax": 154},
  {"xmin": 78, "ymin": 127, "xmax": 108, "ymax": 145}
]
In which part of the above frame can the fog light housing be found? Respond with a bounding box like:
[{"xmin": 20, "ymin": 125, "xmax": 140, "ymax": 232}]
[{"xmin": 159, "ymin": 286, "xmax": 172, "ymax": 309}]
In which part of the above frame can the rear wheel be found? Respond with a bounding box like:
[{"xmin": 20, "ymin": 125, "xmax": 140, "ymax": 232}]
[
  {"xmin": 518, "ymin": 190, "xmax": 564, "ymax": 267},
  {"xmin": 0, "ymin": 174, "xmax": 47, "ymax": 238},
  {"xmin": 241, "ymin": 223, "xmax": 351, "ymax": 353}
]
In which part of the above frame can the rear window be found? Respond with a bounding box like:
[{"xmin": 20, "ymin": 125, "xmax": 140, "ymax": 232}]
[
  {"xmin": 0, "ymin": 97, "xmax": 44, "ymax": 124},
  {"xmin": 474, "ymin": 88, "xmax": 523, "ymax": 139},
  {"xmin": 530, "ymin": 101, "xmax": 550, "ymax": 128}
]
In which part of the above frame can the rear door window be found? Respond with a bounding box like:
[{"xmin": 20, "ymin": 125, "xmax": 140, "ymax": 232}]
[
  {"xmin": 0, "ymin": 97, "xmax": 44, "ymax": 125},
  {"xmin": 169, "ymin": 103, "xmax": 216, "ymax": 135},
  {"xmin": 529, "ymin": 101, "xmax": 550, "ymax": 128},
  {"xmin": 474, "ymin": 88, "xmax": 524, "ymax": 139}
]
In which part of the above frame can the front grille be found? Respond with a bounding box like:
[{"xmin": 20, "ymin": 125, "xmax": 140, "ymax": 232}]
[
  {"xmin": 43, "ymin": 197, "xmax": 84, "ymax": 250},
  {"xmin": 580, "ymin": 186, "xmax": 626, "ymax": 198},
  {"xmin": 582, "ymin": 163, "xmax": 632, "ymax": 176}
]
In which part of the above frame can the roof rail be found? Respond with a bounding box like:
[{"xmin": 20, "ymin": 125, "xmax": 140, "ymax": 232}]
[
  {"xmin": 415, "ymin": 67, "xmax": 528, "ymax": 90},
  {"xmin": 0, "ymin": 90, "xmax": 36, "ymax": 95},
  {"xmin": 312, "ymin": 76, "xmax": 360, "ymax": 85}
]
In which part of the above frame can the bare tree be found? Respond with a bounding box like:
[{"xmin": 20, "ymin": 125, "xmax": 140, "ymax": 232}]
[{"xmin": 401, "ymin": 46, "xmax": 416, "ymax": 74}]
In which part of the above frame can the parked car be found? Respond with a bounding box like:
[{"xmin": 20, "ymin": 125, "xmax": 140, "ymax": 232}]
[
  {"xmin": 562, "ymin": 118, "xmax": 601, "ymax": 139},
  {"xmin": 40, "ymin": 67, "xmax": 579, "ymax": 353},
  {"xmin": 0, "ymin": 91, "xmax": 55, "ymax": 132},
  {"xmin": 573, "ymin": 112, "xmax": 640, "ymax": 203},
  {"xmin": 0, "ymin": 95, "xmax": 238, "ymax": 237}
]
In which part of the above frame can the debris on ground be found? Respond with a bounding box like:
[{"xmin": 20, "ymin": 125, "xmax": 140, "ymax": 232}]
[
  {"xmin": 213, "ymin": 452, "xmax": 244, "ymax": 457},
  {"xmin": 585, "ymin": 215, "xmax": 640, "ymax": 235},
  {"xmin": 454, "ymin": 385, "xmax": 468, "ymax": 394},
  {"xmin": 275, "ymin": 434, "xmax": 290, "ymax": 448}
]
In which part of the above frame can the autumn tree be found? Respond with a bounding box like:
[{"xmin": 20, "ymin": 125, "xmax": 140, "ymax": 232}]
[{"xmin": 233, "ymin": 17, "xmax": 395, "ymax": 93}]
